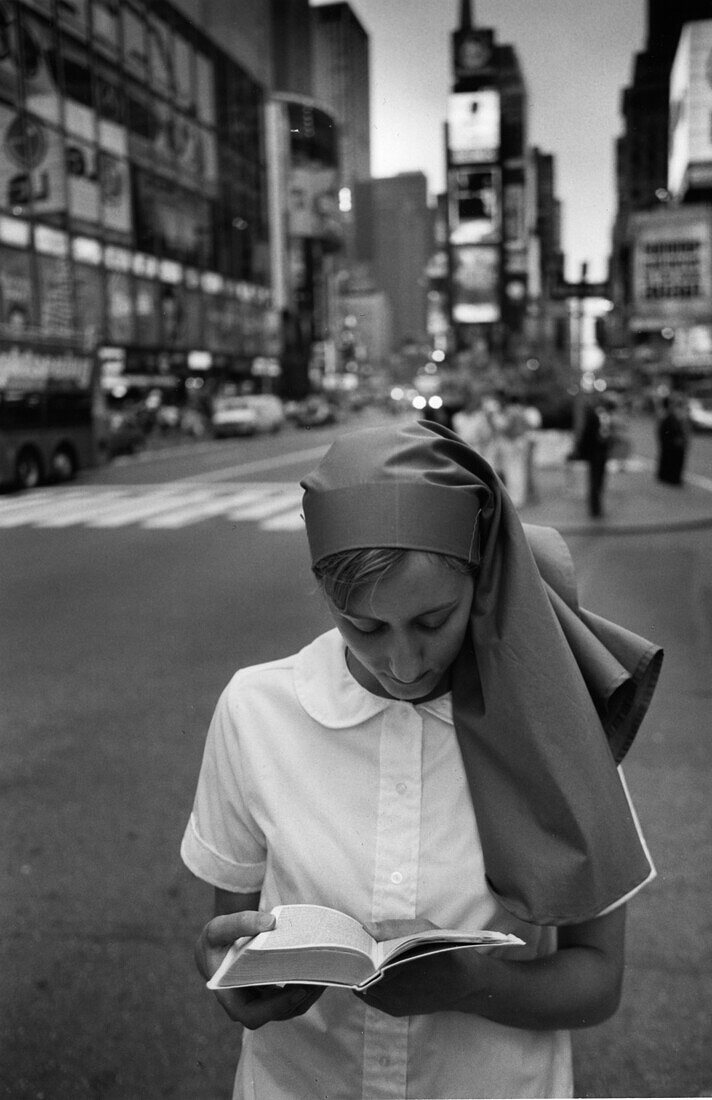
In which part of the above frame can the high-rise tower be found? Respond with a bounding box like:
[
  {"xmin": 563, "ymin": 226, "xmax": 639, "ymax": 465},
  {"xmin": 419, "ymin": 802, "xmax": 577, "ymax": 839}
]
[{"xmin": 446, "ymin": 0, "xmax": 528, "ymax": 363}]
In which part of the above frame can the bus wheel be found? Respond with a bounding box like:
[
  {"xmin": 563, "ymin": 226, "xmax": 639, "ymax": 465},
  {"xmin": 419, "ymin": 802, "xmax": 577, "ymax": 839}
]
[
  {"xmin": 15, "ymin": 447, "xmax": 43, "ymax": 490},
  {"xmin": 51, "ymin": 445, "xmax": 77, "ymax": 482}
]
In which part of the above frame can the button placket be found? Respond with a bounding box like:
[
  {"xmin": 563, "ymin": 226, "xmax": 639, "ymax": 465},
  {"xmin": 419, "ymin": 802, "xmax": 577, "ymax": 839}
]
[
  {"xmin": 371, "ymin": 705, "xmax": 423, "ymax": 922},
  {"xmin": 361, "ymin": 705, "xmax": 423, "ymax": 1097}
]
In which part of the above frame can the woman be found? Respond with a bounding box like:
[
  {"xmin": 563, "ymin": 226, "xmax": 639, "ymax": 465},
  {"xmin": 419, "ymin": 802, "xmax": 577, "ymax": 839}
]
[{"xmin": 182, "ymin": 419, "xmax": 662, "ymax": 1099}]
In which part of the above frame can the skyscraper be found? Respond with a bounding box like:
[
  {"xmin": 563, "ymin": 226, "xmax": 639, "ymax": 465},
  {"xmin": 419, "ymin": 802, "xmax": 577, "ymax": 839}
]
[
  {"xmin": 354, "ymin": 173, "xmax": 431, "ymax": 347},
  {"xmin": 617, "ymin": 0, "xmax": 711, "ymax": 218},
  {"xmin": 446, "ymin": 0, "xmax": 528, "ymax": 360},
  {"xmin": 311, "ymin": 3, "xmax": 371, "ymax": 191}
]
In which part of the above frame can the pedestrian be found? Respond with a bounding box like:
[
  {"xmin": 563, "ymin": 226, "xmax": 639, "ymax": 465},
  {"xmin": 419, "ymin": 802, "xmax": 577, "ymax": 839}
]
[
  {"xmin": 573, "ymin": 395, "xmax": 615, "ymax": 518},
  {"xmin": 498, "ymin": 393, "xmax": 531, "ymax": 507},
  {"xmin": 607, "ymin": 395, "xmax": 632, "ymax": 474},
  {"xmin": 451, "ymin": 393, "xmax": 494, "ymax": 458},
  {"xmin": 656, "ymin": 393, "xmax": 690, "ymax": 486},
  {"xmin": 182, "ymin": 419, "xmax": 662, "ymax": 1100}
]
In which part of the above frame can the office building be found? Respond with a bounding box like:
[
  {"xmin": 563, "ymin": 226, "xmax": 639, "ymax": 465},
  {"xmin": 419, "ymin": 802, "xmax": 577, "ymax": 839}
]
[
  {"xmin": 354, "ymin": 173, "xmax": 431, "ymax": 348},
  {"xmin": 311, "ymin": 3, "xmax": 371, "ymax": 192},
  {"xmin": 0, "ymin": 0, "xmax": 275, "ymax": 396},
  {"xmin": 610, "ymin": 0, "xmax": 712, "ymax": 375}
]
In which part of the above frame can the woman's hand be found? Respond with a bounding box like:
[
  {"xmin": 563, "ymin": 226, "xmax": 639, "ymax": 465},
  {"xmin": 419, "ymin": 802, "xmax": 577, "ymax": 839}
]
[
  {"xmin": 357, "ymin": 917, "xmax": 478, "ymax": 1017},
  {"xmin": 195, "ymin": 909, "xmax": 324, "ymax": 1029}
]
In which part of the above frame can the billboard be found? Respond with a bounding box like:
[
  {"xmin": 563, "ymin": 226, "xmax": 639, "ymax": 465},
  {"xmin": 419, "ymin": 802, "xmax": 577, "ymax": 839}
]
[
  {"xmin": 451, "ymin": 244, "xmax": 499, "ymax": 324},
  {"xmin": 668, "ymin": 20, "xmax": 712, "ymax": 197},
  {"xmin": 447, "ymin": 91, "xmax": 500, "ymax": 166},
  {"xmin": 448, "ymin": 166, "xmax": 499, "ymax": 245},
  {"xmin": 288, "ymin": 166, "xmax": 342, "ymax": 244},
  {"xmin": 0, "ymin": 106, "xmax": 67, "ymax": 217},
  {"xmin": 630, "ymin": 207, "xmax": 712, "ymax": 326}
]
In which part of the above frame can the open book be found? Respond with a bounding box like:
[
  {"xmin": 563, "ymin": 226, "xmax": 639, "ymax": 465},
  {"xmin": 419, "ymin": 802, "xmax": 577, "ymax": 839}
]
[{"xmin": 207, "ymin": 904, "xmax": 524, "ymax": 992}]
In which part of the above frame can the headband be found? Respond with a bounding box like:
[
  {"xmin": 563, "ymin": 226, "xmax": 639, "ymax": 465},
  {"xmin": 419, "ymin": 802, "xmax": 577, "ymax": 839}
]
[{"xmin": 301, "ymin": 420, "xmax": 490, "ymax": 565}]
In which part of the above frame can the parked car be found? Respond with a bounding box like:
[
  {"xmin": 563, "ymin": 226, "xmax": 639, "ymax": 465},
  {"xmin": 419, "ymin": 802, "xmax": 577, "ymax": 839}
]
[
  {"xmin": 239, "ymin": 394, "xmax": 285, "ymax": 433},
  {"xmin": 688, "ymin": 396, "xmax": 712, "ymax": 433},
  {"xmin": 293, "ymin": 396, "xmax": 339, "ymax": 428},
  {"xmin": 211, "ymin": 397, "xmax": 258, "ymax": 438}
]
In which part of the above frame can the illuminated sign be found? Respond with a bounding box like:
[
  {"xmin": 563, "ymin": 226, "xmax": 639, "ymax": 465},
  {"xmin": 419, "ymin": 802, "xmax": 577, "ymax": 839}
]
[
  {"xmin": 451, "ymin": 244, "xmax": 500, "ymax": 324},
  {"xmin": 448, "ymin": 167, "xmax": 499, "ymax": 245},
  {"xmin": 447, "ymin": 91, "xmax": 500, "ymax": 166},
  {"xmin": 631, "ymin": 207, "xmax": 712, "ymax": 325}
]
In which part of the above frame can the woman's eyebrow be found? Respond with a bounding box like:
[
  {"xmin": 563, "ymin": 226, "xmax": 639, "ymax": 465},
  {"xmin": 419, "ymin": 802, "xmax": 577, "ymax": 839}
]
[{"xmin": 343, "ymin": 599, "xmax": 459, "ymax": 623}]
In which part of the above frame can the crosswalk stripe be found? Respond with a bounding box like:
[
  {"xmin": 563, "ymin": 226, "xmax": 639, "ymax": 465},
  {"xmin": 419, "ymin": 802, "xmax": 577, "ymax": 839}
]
[
  {"xmin": 0, "ymin": 481, "xmax": 306, "ymax": 532},
  {"xmin": 0, "ymin": 488, "xmax": 88, "ymax": 525},
  {"xmin": 89, "ymin": 489, "xmax": 210, "ymax": 528},
  {"xmin": 262, "ymin": 509, "xmax": 304, "ymax": 531},
  {"xmin": 225, "ymin": 489, "xmax": 302, "ymax": 522},
  {"xmin": 32, "ymin": 490, "xmax": 139, "ymax": 527},
  {"xmin": 143, "ymin": 488, "xmax": 269, "ymax": 529}
]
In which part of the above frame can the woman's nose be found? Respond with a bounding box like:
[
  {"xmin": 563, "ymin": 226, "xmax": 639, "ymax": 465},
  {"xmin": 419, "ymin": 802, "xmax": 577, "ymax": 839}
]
[{"xmin": 387, "ymin": 635, "xmax": 423, "ymax": 682}]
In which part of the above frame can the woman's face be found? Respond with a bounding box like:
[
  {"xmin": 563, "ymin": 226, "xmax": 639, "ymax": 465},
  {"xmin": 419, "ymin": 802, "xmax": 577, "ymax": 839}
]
[{"xmin": 327, "ymin": 551, "xmax": 474, "ymax": 702}]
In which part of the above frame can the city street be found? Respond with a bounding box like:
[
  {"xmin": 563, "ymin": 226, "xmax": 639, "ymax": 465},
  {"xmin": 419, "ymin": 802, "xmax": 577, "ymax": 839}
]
[{"xmin": 1, "ymin": 414, "xmax": 711, "ymax": 1099}]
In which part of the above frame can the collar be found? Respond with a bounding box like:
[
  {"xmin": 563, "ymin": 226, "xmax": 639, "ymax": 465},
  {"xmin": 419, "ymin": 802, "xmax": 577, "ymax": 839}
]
[{"xmin": 294, "ymin": 629, "xmax": 453, "ymax": 729}]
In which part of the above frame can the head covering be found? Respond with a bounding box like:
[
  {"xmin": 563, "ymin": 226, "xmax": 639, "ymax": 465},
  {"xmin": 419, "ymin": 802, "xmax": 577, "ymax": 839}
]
[{"xmin": 301, "ymin": 420, "xmax": 663, "ymax": 926}]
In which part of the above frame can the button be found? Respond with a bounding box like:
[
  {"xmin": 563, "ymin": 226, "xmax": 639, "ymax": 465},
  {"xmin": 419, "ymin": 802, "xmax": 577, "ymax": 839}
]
[
  {"xmin": 390, "ymin": 871, "xmax": 403, "ymax": 884},
  {"xmin": 378, "ymin": 1055, "xmax": 390, "ymax": 1067},
  {"xmin": 396, "ymin": 782, "xmax": 407, "ymax": 795}
]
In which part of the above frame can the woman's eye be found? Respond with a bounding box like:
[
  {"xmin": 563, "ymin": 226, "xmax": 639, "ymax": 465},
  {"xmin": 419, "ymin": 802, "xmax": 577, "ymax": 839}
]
[
  {"xmin": 351, "ymin": 621, "xmax": 383, "ymax": 635},
  {"xmin": 418, "ymin": 618, "xmax": 448, "ymax": 632}
]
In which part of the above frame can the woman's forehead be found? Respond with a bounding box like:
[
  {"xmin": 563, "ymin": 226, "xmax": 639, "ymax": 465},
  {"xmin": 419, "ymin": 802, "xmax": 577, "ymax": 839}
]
[{"xmin": 345, "ymin": 552, "xmax": 470, "ymax": 617}]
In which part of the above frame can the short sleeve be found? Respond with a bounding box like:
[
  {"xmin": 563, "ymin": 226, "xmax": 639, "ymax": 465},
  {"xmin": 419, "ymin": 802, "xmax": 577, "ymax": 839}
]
[{"xmin": 180, "ymin": 679, "xmax": 266, "ymax": 894}]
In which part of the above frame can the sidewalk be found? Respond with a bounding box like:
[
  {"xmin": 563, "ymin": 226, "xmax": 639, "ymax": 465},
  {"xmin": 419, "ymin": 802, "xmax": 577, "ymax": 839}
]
[{"xmin": 519, "ymin": 432, "xmax": 712, "ymax": 535}]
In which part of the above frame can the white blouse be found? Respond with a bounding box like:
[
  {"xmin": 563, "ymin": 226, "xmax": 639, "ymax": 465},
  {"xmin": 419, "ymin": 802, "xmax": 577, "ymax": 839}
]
[{"xmin": 181, "ymin": 628, "xmax": 576, "ymax": 1099}]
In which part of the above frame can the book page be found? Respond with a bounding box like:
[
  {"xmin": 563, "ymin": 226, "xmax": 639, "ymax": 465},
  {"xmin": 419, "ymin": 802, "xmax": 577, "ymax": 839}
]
[
  {"xmin": 249, "ymin": 905, "xmax": 375, "ymax": 961},
  {"xmin": 375, "ymin": 929, "xmax": 524, "ymax": 968}
]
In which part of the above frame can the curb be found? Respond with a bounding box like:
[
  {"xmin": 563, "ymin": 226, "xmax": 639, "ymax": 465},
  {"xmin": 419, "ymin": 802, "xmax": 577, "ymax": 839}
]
[{"xmin": 518, "ymin": 457, "xmax": 712, "ymax": 537}]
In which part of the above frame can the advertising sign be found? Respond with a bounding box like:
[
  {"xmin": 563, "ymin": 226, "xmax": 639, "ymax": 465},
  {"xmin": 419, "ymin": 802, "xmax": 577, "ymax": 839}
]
[
  {"xmin": 288, "ymin": 165, "xmax": 342, "ymax": 243},
  {"xmin": 37, "ymin": 254, "xmax": 74, "ymax": 335},
  {"xmin": 503, "ymin": 184, "xmax": 526, "ymax": 251},
  {"xmin": 448, "ymin": 166, "xmax": 499, "ymax": 245},
  {"xmin": 631, "ymin": 208, "xmax": 712, "ymax": 325},
  {"xmin": 669, "ymin": 20, "xmax": 712, "ymax": 197},
  {"xmin": 74, "ymin": 262, "xmax": 104, "ymax": 346},
  {"xmin": 133, "ymin": 169, "xmax": 210, "ymax": 266},
  {"xmin": 0, "ymin": 347, "xmax": 93, "ymax": 390},
  {"xmin": 671, "ymin": 323, "xmax": 712, "ymax": 368},
  {"xmin": 0, "ymin": 106, "xmax": 66, "ymax": 216},
  {"xmin": 19, "ymin": 10, "xmax": 61, "ymax": 124},
  {"xmin": 106, "ymin": 270, "xmax": 133, "ymax": 343},
  {"xmin": 451, "ymin": 244, "xmax": 500, "ymax": 324},
  {"xmin": 447, "ymin": 91, "xmax": 500, "ymax": 166},
  {"xmin": 0, "ymin": 244, "xmax": 34, "ymax": 329}
]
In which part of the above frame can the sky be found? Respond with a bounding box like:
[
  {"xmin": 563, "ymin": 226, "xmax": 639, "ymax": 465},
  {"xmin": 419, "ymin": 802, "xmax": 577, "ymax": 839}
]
[{"xmin": 311, "ymin": 0, "xmax": 647, "ymax": 283}]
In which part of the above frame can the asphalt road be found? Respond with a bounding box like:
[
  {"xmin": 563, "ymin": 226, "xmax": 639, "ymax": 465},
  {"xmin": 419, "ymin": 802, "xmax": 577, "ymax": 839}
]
[{"xmin": 1, "ymin": 414, "xmax": 711, "ymax": 1099}]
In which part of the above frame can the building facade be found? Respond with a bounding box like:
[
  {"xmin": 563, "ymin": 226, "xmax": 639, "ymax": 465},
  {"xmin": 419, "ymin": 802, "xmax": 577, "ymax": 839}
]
[
  {"xmin": 311, "ymin": 2, "xmax": 370, "ymax": 190},
  {"xmin": 354, "ymin": 172, "xmax": 431, "ymax": 349},
  {"xmin": 609, "ymin": 2, "xmax": 712, "ymax": 382},
  {"xmin": 0, "ymin": 0, "xmax": 275, "ymax": 402}
]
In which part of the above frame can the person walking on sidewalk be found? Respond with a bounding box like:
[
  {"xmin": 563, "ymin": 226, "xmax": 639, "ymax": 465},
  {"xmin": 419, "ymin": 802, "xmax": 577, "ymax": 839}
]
[
  {"xmin": 574, "ymin": 395, "xmax": 615, "ymax": 518},
  {"xmin": 656, "ymin": 393, "xmax": 691, "ymax": 486},
  {"xmin": 182, "ymin": 420, "xmax": 662, "ymax": 1100}
]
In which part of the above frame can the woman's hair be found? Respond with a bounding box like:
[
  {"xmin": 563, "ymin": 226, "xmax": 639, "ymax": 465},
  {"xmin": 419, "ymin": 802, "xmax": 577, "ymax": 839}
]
[{"xmin": 313, "ymin": 547, "xmax": 475, "ymax": 611}]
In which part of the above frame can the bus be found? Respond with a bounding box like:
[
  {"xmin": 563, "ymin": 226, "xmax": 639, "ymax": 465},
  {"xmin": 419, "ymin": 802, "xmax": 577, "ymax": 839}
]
[{"xmin": 0, "ymin": 337, "xmax": 109, "ymax": 491}]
